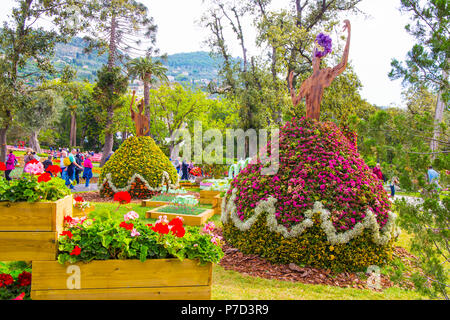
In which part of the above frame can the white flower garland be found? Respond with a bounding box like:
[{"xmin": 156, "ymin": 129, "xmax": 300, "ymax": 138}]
[
  {"xmin": 221, "ymin": 187, "xmax": 397, "ymax": 246},
  {"xmin": 98, "ymin": 171, "xmax": 179, "ymax": 194}
]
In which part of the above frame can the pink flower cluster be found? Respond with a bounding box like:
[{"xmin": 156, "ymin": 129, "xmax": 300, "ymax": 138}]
[
  {"xmin": 24, "ymin": 162, "xmax": 44, "ymax": 175},
  {"xmin": 228, "ymin": 117, "xmax": 391, "ymax": 232}
]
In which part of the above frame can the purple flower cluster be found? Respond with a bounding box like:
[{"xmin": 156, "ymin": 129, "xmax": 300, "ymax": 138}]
[
  {"xmin": 226, "ymin": 117, "xmax": 391, "ymax": 233},
  {"xmin": 314, "ymin": 33, "xmax": 332, "ymax": 58}
]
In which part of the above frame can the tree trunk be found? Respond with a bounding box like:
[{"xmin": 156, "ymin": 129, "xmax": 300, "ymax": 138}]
[
  {"xmin": 0, "ymin": 128, "xmax": 7, "ymax": 163},
  {"xmin": 100, "ymin": 14, "xmax": 117, "ymax": 167},
  {"xmin": 70, "ymin": 111, "xmax": 77, "ymax": 147},
  {"xmin": 29, "ymin": 130, "xmax": 41, "ymax": 154},
  {"xmin": 144, "ymin": 74, "xmax": 151, "ymax": 137},
  {"xmin": 100, "ymin": 107, "xmax": 114, "ymax": 167},
  {"xmin": 430, "ymin": 62, "xmax": 448, "ymax": 157}
]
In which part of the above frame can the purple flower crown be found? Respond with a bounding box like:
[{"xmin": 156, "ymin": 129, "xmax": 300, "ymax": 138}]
[{"xmin": 314, "ymin": 33, "xmax": 332, "ymax": 58}]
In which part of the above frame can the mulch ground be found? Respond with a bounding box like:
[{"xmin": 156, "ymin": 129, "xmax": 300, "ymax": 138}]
[{"xmin": 214, "ymin": 228, "xmax": 418, "ymax": 291}]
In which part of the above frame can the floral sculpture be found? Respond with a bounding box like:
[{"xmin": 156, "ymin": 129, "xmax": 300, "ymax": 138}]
[
  {"xmin": 99, "ymin": 136, "xmax": 179, "ymax": 199},
  {"xmin": 221, "ymin": 117, "xmax": 399, "ymax": 272}
]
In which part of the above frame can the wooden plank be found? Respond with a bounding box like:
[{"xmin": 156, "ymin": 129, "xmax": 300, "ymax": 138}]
[
  {"xmin": 54, "ymin": 195, "xmax": 73, "ymax": 235},
  {"xmin": 146, "ymin": 207, "xmax": 215, "ymax": 226},
  {"xmin": 72, "ymin": 206, "xmax": 95, "ymax": 218},
  {"xmin": 31, "ymin": 286, "xmax": 211, "ymax": 300},
  {"xmin": 141, "ymin": 200, "xmax": 171, "ymax": 208},
  {"xmin": 0, "ymin": 195, "xmax": 73, "ymax": 232},
  {"xmin": 212, "ymin": 195, "xmax": 222, "ymax": 215},
  {"xmin": 0, "ymin": 232, "xmax": 57, "ymax": 261},
  {"xmin": 32, "ymin": 259, "xmax": 212, "ymax": 291}
]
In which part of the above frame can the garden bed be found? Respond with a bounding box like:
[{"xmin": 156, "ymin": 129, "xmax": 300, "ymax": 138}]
[
  {"xmin": 212, "ymin": 194, "xmax": 222, "ymax": 215},
  {"xmin": 146, "ymin": 205, "xmax": 215, "ymax": 226},
  {"xmin": 199, "ymin": 190, "xmax": 221, "ymax": 205},
  {"xmin": 0, "ymin": 195, "xmax": 73, "ymax": 261},
  {"xmin": 31, "ymin": 259, "xmax": 212, "ymax": 300}
]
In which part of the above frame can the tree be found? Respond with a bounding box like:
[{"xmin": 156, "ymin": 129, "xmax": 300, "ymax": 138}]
[
  {"xmin": 92, "ymin": 65, "xmax": 129, "ymax": 153},
  {"xmin": 127, "ymin": 56, "xmax": 169, "ymax": 137},
  {"xmin": 16, "ymin": 90, "xmax": 64, "ymax": 153},
  {"xmin": 201, "ymin": 0, "xmax": 364, "ymax": 130},
  {"xmin": 0, "ymin": 0, "xmax": 81, "ymax": 162},
  {"xmin": 389, "ymin": 0, "xmax": 449, "ymax": 154},
  {"xmin": 395, "ymin": 194, "xmax": 449, "ymax": 300},
  {"xmin": 147, "ymin": 83, "xmax": 212, "ymax": 157},
  {"xmin": 80, "ymin": 0, "xmax": 158, "ymax": 166}
]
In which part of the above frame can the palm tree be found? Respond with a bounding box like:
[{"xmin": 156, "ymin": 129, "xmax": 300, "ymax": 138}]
[{"xmin": 127, "ymin": 56, "xmax": 169, "ymax": 136}]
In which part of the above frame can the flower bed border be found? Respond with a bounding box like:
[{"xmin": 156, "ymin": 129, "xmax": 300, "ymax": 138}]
[
  {"xmin": 146, "ymin": 206, "xmax": 215, "ymax": 226},
  {"xmin": 212, "ymin": 194, "xmax": 222, "ymax": 215},
  {"xmin": 199, "ymin": 190, "xmax": 221, "ymax": 205},
  {"xmin": 0, "ymin": 195, "xmax": 73, "ymax": 261},
  {"xmin": 98, "ymin": 172, "xmax": 179, "ymax": 195},
  {"xmin": 221, "ymin": 188, "xmax": 399, "ymax": 246},
  {"xmin": 31, "ymin": 259, "xmax": 212, "ymax": 300}
]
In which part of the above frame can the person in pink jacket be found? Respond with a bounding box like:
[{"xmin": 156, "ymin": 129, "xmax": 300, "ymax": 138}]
[
  {"xmin": 5, "ymin": 149, "xmax": 17, "ymax": 181},
  {"xmin": 82, "ymin": 154, "xmax": 93, "ymax": 188}
]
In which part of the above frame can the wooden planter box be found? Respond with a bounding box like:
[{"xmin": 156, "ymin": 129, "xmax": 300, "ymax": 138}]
[
  {"xmin": 179, "ymin": 181, "xmax": 198, "ymax": 188},
  {"xmin": 141, "ymin": 200, "xmax": 172, "ymax": 208},
  {"xmin": 31, "ymin": 259, "xmax": 212, "ymax": 300},
  {"xmin": 146, "ymin": 206, "xmax": 215, "ymax": 226},
  {"xmin": 73, "ymin": 206, "xmax": 95, "ymax": 218},
  {"xmin": 0, "ymin": 195, "xmax": 73, "ymax": 261},
  {"xmin": 199, "ymin": 190, "xmax": 221, "ymax": 205},
  {"xmin": 212, "ymin": 194, "xmax": 223, "ymax": 215}
]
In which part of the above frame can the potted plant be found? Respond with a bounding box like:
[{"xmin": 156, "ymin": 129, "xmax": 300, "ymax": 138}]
[
  {"xmin": 0, "ymin": 162, "xmax": 73, "ymax": 261},
  {"xmin": 31, "ymin": 192, "xmax": 223, "ymax": 300}
]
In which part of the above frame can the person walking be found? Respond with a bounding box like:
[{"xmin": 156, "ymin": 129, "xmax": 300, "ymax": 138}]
[
  {"xmin": 427, "ymin": 166, "xmax": 441, "ymax": 191},
  {"xmin": 74, "ymin": 149, "xmax": 84, "ymax": 185},
  {"xmin": 372, "ymin": 163, "xmax": 384, "ymax": 181},
  {"xmin": 181, "ymin": 160, "xmax": 189, "ymax": 180},
  {"xmin": 389, "ymin": 176, "xmax": 399, "ymax": 199},
  {"xmin": 82, "ymin": 154, "xmax": 94, "ymax": 188},
  {"xmin": 42, "ymin": 156, "xmax": 53, "ymax": 176},
  {"xmin": 23, "ymin": 148, "xmax": 34, "ymax": 172},
  {"xmin": 4, "ymin": 149, "xmax": 16, "ymax": 181},
  {"xmin": 60, "ymin": 150, "xmax": 68, "ymax": 180},
  {"xmin": 64, "ymin": 149, "xmax": 83, "ymax": 190}
]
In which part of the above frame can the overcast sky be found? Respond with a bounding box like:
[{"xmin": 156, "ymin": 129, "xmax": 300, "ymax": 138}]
[{"xmin": 0, "ymin": 0, "xmax": 416, "ymax": 108}]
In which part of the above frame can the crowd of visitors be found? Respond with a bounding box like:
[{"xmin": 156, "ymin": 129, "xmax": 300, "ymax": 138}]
[
  {"xmin": 170, "ymin": 157, "xmax": 201, "ymax": 181},
  {"xmin": 3, "ymin": 147, "xmax": 98, "ymax": 190}
]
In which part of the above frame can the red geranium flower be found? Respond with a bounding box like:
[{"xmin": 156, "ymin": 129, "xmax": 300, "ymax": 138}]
[
  {"xmin": 151, "ymin": 222, "xmax": 169, "ymax": 234},
  {"xmin": 74, "ymin": 196, "xmax": 84, "ymax": 202},
  {"xmin": 28, "ymin": 159, "xmax": 39, "ymax": 165},
  {"xmin": 64, "ymin": 216, "xmax": 73, "ymax": 224},
  {"xmin": 119, "ymin": 221, "xmax": 134, "ymax": 230},
  {"xmin": 171, "ymin": 225, "xmax": 185, "ymax": 238},
  {"xmin": 70, "ymin": 245, "xmax": 81, "ymax": 256},
  {"xmin": 17, "ymin": 271, "xmax": 31, "ymax": 287},
  {"xmin": 114, "ymin": 191, "xmax": 131, "ymax": 204},
  {"xmin": 47, "ymin": 165, "xmax": 61, "ymax": 174},
  {"xmin": 0, "ymin": 162, "xmax": 6, "ymax": 171},
  {"xmin": 60, "ymin": 230, "xmax": 73, "ymax": 239},
  {"xmin": 12, "ymin": 292, "xmax": 25, "ymax": 300},
  {"xmin": 0, "ymin": 273, "xmax": 14, "ymax": 287},
  {"xmin": 37, "ymin": 172, "xmax": 52, "ymax": 183}
]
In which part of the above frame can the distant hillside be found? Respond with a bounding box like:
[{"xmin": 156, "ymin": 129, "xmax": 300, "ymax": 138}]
[{"xmin": 19, "ymin": 37, "xmax": 223, "ymax": 86}]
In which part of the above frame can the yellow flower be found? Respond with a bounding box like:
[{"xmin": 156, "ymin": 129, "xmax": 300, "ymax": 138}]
[
  {"xmin": 329, "ymin": 246, "xmax": 334, "ymax": 251},
  {"xmin": 330, "ymin": 255, "xmax": 335, "ymax": 260}
]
